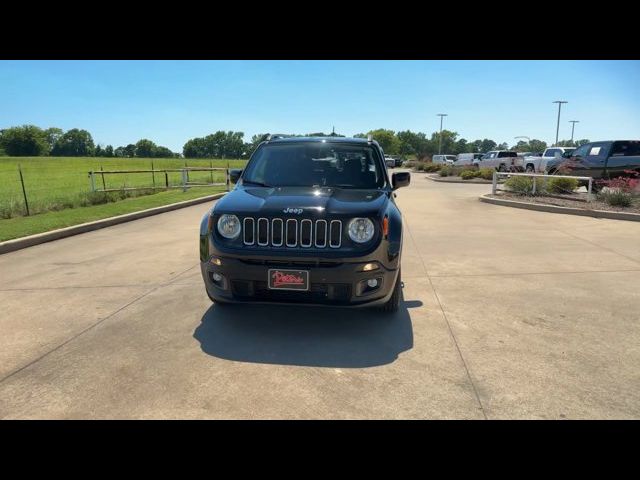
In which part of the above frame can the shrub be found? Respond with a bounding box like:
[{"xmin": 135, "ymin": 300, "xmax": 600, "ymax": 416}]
[
  {"xmin": 546, "ymin": 177, "xmax": 579, "ymax": 194},
  {"xmin": 439, "ymin": 165, "xmax": 455, "ymax": 177},
  {"xmin": 599, "ymin": 190, "xmax": 633, "ymax": 207},
  {"xmin": 460, "ymin": 170, "xmax": 480, "ymax": 180},
  {"xmin": 404, "ymin": 160, "xmax": 415, "ymax": 169},
  {"xmin": 415, "ymin": 163, "xmax": 425, "ymax": 171},
  {"xmin": 504, "ymin": 176, "xmax": 534, "ymax": 195},
  {"xmin": 478, "ymin": 168, "xmax": 495, "ymax": 180}
]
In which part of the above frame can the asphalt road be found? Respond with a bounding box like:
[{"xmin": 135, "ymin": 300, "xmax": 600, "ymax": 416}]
[{"xmin": 1, "ymin": 175, "xmax": 639, "ymax": 419}]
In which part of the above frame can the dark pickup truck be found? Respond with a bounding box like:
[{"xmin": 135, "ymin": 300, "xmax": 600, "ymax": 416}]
[{"xmin": 546, "ymin": 141, "xmax": 640, "ymax": 182}]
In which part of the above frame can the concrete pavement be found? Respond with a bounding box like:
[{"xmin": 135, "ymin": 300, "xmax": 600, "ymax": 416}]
[{"xmin": 1, "ymin": 176, "xmax": 639, "ymax": 418}]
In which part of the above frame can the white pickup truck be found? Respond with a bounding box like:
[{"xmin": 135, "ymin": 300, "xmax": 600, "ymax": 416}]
[
  {"xmin": 473, "ymin": 150, "xmax": 519, "ymax": 171},
  {"xmin": 517, "ymin": 147, "xmax": 576, "ymax": 173}
]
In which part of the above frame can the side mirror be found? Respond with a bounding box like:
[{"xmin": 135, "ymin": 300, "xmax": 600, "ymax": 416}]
[
  {"xmin": 392, "ymin": 171, "xmax": 410, "ymax": 190},
  {"xmin": 229, "ymin": 169, "xmax": 243, "ymax": 184}
]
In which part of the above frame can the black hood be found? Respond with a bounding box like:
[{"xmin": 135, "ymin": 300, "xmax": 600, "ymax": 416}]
[{"xmin": 214, "ymin": 185, "xmax": 389, "ymax": 218}]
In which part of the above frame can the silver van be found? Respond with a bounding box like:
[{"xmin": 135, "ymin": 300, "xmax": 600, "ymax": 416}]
[{"xmin": 433, "ymin": 154, "xmax": 457, "ymax": 164}]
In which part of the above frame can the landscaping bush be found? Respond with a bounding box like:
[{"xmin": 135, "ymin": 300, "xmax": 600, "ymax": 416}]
[
  {"xmin": 404, "ymin": 160, "xmax": 415, "ymax": 169},
  {"xmin": 419, "ymin": 162, "xmax": 441, "ymax": 173},
  {"xmin": 439, "ymin": 165, "xmax": 455, "ymax": 177},
  {"xmin": 460, "ymin": 170, "xmax": 480, "ymax": 180},
  {"xmin": 546, "ymin": 177, "xmax": 579, "ymax": 194},
  {"xmin": 504, "ymin": 176, "xmax": 534, "ymax": 195},
  {"xmin": 599, "ymin": 190, "xmax": 634, "ymax": 207},
  {"xmin": 478, "ymin": 168, "xmax": 495, "ymax": 180},
  {"xmin": 414, "ymin": 163, "xmax": 425, "ymax": 171}
]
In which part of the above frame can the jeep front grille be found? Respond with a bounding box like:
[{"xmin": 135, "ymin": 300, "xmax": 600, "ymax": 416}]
[{"xmin": 243, "ymin": 217, "xmax": 342, "ymax": 248}]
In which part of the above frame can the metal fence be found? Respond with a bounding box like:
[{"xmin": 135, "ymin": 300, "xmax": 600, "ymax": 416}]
[
  {"xmin": 88, "ymin": 167, "xmax": 229, "ymax": 193},
  {"xmin": 492, "ymin": 171, "xmax": 594, "ymax": 201},
  {"xmin": 0, "ymin": 158, "xmax": 243, "ymax": 218}
]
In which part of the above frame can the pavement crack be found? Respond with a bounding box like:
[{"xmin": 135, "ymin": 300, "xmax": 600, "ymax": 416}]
[
  {"xmin": 403, "ymin": 214, "xmax": 489, "ymax": 420},
  {"xmin": 0, "ymin": 263, "xmax": 199, "ymax": 386}
]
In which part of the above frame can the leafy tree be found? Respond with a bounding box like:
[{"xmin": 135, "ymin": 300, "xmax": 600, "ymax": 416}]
[
  {"xmin": 479, "ymin": 139, "xmax": 497, "ymax": 153},
  {"xmin": 396, "ymin": 130, "xmax": 430, "ymax": 159},
  {"xmin": 182, "ymin": 131, "xmax": 245, "ymax": 158},
  {"xmin": 431, "ymin": 129, "xmax": 458, "ymax": 155},
  {"xmin": 496, "ymin": 142, "xmax": 509, "ymax": 150},
  {"xmin": 94, "ymin": 145, "xmax": 104, "ymax": 157},
  {"xmin": 124, "ymin": 144, "xmax": 136, "ymax": 157},
  {"xmin": 529, "ymin": 139, "xmax": 547, "ymax": 153},
  {"xmin": 367, "ymin": 129, "xmax": 400, "ymax": 154},
  {"xmin": 135, "ymin": 138, "xmax": 157, "ymax": 157},
  {"xmin": 114, "ymin": 146, "xmax": 126, "ymax": 157},
  {"xmin": 154, "ymin": 146, "xmax": 174, "ymax": 158},
  {"xmin": 51, "ymin": 128, "xmax": 95, "ymax": 156},
  {"xmin": 575, "ymin": 139, "xmax": 590, "ymax": 146},
  {"xmin": 104, "ymin": 145, "xmax": 114, "ymax": 157},
  {"xmin": 44, "ymin": 127, "xmax": 64, "ymax": 153},
  {"xmin": 0, "ymin": 125, "xmax": 49, "ymax": 156}
]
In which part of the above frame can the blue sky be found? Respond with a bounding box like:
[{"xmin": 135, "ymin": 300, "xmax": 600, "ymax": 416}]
[{"xmin": 1, "ymin": 60, "xmax": 639, "ymax": 151}]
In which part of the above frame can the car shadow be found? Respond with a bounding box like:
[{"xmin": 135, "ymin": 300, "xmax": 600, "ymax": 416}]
[{"xmin": 193, "ymin": 295, "xmax": 419, "ymax": 368}]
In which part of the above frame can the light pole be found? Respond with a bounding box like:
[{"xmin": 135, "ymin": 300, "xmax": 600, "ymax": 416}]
[
  {"xmin": 569, "ymin": 120, "xmax": 579, "ymax": 143},
  {"xmin": 553, "ymin": 100, "xmax": 568, "ymax": 145},
  {"xmin": 437, "ymin": 113, "xmax": 448, "ymax": 154}
]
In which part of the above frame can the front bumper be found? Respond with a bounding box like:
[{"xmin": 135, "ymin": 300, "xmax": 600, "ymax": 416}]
[{"xmin": 201, "ymin": 256, "xmax": 398, "ymax": 307}]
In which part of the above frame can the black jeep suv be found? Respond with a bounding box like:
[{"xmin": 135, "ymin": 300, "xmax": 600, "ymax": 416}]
[{"xmin": 199, "ymin": 136, "xmax": 410, "ymax": 312}]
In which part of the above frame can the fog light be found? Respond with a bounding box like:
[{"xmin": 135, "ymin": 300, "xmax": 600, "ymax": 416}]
[
  {"xmin": 212, "ymin": 273, "xmax": 223, "ymax": 282},
  {"xmin": 362, "ymin": 262, "xmax": 379, "ymax": 272},
  {"xmin": 367, "ymin": 278, "xmax": 379, "ymax": 288},
  {"xmin": 210, "ymin": 257, "xmax": 222, "ymax": 266}
]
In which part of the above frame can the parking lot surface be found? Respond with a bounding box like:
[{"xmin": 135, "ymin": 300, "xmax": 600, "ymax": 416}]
[{"xmin": 1, "ymin": 175, "xmax": 639, "ymax": 419}]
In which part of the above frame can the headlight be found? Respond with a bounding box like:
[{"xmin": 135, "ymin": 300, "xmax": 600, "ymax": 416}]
[
  {"xmin": 347, "ymin": 218, "xmax": 375, "ymax": 243},
  {"xmin": 217, "ymin": 214, "xmax": 241, "ymax": 239}
]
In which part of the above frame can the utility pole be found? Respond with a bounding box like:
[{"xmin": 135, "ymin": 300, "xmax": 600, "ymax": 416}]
[
  {"xmin": 569, "ymin": 120, "xmax": 579, "ymax": 143},
  {"xmin": 437, "ymin": 113, "xmax": 448, "ymax": 154},
  {"xmin": 553, "ymin": 100, "xmax": 568, "ymax": 145}
]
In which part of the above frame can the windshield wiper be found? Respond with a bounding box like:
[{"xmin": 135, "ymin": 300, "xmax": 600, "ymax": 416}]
[{"xmin": 242, "ymin": 179, "xmax": 273, "ymax": 188}]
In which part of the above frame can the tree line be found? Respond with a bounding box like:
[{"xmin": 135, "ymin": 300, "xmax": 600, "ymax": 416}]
[
  {"xmin": 0, "ymin": 125, "xmax": 179, "ymax": 158},
  {"xmin": 0, "ymin": 124, "xmax": 590, "ymax": 159}
]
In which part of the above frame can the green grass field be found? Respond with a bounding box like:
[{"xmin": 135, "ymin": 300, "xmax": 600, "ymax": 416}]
[{"xmin": 0, "ymin": 156, "xmax": 247, "ymax": 241}]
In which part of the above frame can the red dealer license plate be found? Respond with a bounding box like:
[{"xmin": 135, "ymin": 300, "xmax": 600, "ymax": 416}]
[{"xmin": 268, "ymin": 269, "xmax": 309, "ymax": 291}]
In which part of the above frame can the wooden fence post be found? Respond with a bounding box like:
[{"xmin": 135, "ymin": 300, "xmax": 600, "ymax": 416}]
[{"xmin": 18, "ymin": 164, "xmax": 30, "ymax": 216}]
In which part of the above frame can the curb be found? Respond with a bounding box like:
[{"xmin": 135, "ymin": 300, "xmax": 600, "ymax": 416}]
[
  {"xmin": 479, "ymin": 194, "xmax": 640, "ymax": 222},
  {"xmin": 0, "ymin": 192, "xmax": 226, "ymax": 255},
  {"xmin": 424, "ymin": 175, "xmax": 497, "ymax": 184}
]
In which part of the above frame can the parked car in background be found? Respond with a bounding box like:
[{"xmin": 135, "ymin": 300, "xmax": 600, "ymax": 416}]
[
  {"xmin": 385, "ymin": 156, "xmax": 396, "ymax": 168},
  {"xmin": 433, "ymin": 154, "xmax": 458, "ymax": 165},
  {"xmin": 456, "ymin": 153, "xmax": 484, "ymax": 166},
  {"xmin": 473, "ymin": 151, "xmax": 519, "ymax": 171},
  {"xmin": 519, "ymin": 147, "xmax": 576, "ymax": 173},
  {"xmin": 545, "ymin": 141, "xmax": 640, "ymax": 188}
]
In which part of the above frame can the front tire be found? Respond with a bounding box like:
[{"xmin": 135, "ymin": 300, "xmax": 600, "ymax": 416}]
[
  {"xmin": 526, "ymin": 164, "xmax": 535, "ymax": 172},
  {"xmin": 380, "ymin": 269, "xmax": 401, "ymax": 313}
]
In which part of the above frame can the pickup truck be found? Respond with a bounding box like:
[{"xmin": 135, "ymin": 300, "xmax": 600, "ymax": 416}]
[
  {"xmin": 518, "ymin": 147, "xmax": 576, "ymax": 173},
  {"xmin": 472, "ymin": 150, "xmax": 519, "ymax": 171},
  {"xmin": 545, "ymin": 140, "xmax": 640, "ymax": 186}
]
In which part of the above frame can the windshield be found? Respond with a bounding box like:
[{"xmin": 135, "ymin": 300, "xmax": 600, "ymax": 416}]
[{"xmin": 243, "ymin": 143, "xmax": 386, "ymax": 189}]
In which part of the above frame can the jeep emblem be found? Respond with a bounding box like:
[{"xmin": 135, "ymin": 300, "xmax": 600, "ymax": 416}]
[{"xmin": 283, "ymin": 208, "xmax": 303, "ymax": 214}]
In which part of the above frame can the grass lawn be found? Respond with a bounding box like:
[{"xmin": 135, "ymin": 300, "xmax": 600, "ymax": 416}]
[
  {"xmin": 0, "ymin": 156, "xmax": 245, "ymax": 242},
  {"xmin": 0, "ymin": 186, "xmax": 225, "ymax": 242}
]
